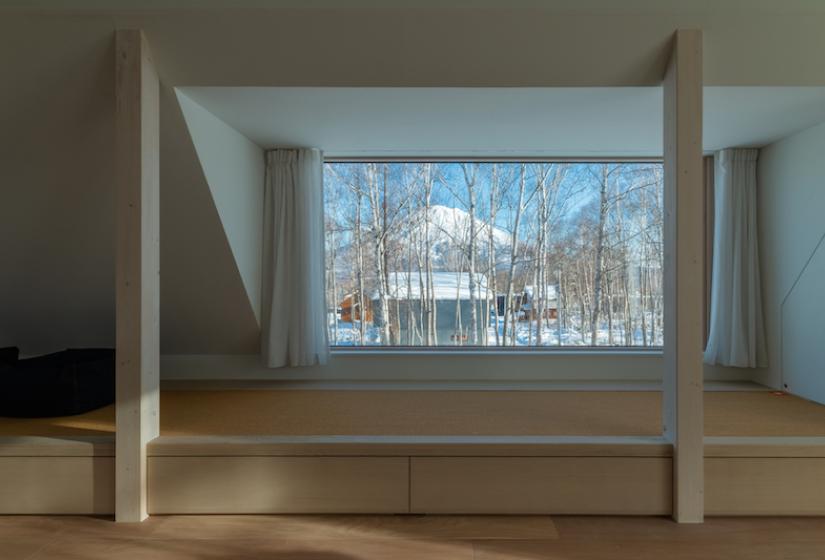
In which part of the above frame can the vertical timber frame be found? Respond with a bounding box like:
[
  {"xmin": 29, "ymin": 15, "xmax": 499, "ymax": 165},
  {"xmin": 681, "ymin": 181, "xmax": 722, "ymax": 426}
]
[
  {"xmin": 115, "ymin": 29, "xmax": 160, "ymax": 523},
  {"xmin": 662, "ymin": 29, "xmax": 704, "ymax": 523}
]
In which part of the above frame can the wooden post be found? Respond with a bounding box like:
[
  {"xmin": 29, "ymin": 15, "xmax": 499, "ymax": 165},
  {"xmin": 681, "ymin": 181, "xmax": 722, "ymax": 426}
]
[
  {"xmin": 662, "ymin": 29, "xmax": 704, "ymax": 523},
  {"xmin": 115, "ymin": 29, "xmax": 160, "ymax": 523}
]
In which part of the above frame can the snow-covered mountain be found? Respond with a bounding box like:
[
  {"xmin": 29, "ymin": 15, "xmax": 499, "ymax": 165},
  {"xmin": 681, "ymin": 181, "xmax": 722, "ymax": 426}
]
[
  {"xmin": 395, "ymin": 204, "xmax": 510, "ymax": 250},
  {"xmin": 333, "ymin": 205, "xmax": 513, "ymax": 276},
  {"xmin": 421, "ymin": 205, "xmax": 511, "ymax": 246},
  {"xmin": 388, "ymin": 205, "xmax": 512, "ymax": 270}
]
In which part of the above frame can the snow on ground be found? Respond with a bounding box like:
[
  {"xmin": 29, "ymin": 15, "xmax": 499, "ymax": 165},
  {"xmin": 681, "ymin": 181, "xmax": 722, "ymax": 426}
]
[
  {"xmin": 378, "ymin": 271, "xmax": 489, "ymax": 300},
  {"xmin": 329, "ymin": 322, "xmax": 382, "ymax": 346},
  {"xmin": 329, "ymin": 316, "xmax": 663, "ymax": 347}
]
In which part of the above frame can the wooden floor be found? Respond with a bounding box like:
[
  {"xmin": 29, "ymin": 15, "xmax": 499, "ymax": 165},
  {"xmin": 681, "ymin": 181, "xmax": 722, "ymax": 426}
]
[
  {"xmin": 3, "ymin": 514, "xmax": 825, "ymax": 559},
  {"xmin": 2, "ymin": 389, "xmax": 825, "ymax": 437}
]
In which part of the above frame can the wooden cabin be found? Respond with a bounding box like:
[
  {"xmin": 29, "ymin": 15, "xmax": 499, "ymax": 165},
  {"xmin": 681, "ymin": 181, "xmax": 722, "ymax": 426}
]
[
  {"xmin": 338, "ymin": 293, "xmax": 373, "ymax": 324},
  {"xmin": 518, "ymin": 285, "xmax": 559, "ymax": 321}
]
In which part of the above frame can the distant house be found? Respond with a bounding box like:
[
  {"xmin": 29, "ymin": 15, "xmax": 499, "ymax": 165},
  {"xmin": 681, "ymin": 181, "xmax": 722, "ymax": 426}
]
[
  {"xmin": 338, "ymin": 293, "xmax": 373, "ymax": 324},
  {"xmin": 519, "ymin": 285, "xmax": 558, "ymax": 321},
  {"xmin": 495, "ymin": 285, "xmax": 559, "ymax": 321},
  {"xmin": 372, "ymin": 272, "xmax": 491, "ymax": 345}
]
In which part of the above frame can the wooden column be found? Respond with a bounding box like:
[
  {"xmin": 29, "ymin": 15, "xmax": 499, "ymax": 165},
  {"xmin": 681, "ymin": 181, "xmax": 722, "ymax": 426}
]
[
  {"xmin": 115, "ymin": 29, "xmax": 160, "ymax": 523},
  {"xmin": 662, "ymin": 29, "xmax": 704, "ymax": 523}
]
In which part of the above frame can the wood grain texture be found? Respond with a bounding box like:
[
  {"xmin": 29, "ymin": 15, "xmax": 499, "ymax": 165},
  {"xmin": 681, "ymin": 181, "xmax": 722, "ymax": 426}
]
[
  {"xmin": 705, "ymin": 436, "xmax": 825, "ymax": 457},
  {"xmin": 147, "ymin": 435, "xmax": 672, "ymax": 457},
  {"xmin": 150, "ymin": 514, "xmax": 559, "ymax": 541},
  {"xmin": 706, "ymin": 457, "xmax": 825, "ymax": 515},
  {"xmin": 4, "ymin": 390, "xmax": 825, "ymax": 438},
  {"xmin": 148, "ymin": 456, "xmax": 409, "ymax": 514},
  {"xmin": 662, "ymin": 28, "xmax": 705, "ymax": 523},
  {"xmin": 410, "ymin": 457, "xmax": 672, "ymax": 514},
  {"xmin": 0, "ymin": 457, "xmax": 114, "ymax": 514},
  {"xmin": 153, "ymin": 390, "xmax": 663, "ymax": 437},
  {"xmin": 0, "ymin": 436, "xmax": 114, "ymax": 457},
  {"xmin": 5, "ymin": 515, "xmax": 825, "ymax": 560},
  {"xmin": 115, "ymin": 28, "xmax": 160, "ymax": 522}
]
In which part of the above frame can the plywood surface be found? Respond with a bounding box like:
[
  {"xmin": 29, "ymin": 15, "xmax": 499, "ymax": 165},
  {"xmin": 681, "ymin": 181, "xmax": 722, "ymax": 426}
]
[
  {"xmin": 147, "ymin": 435, "xmax": 673, "ymax": 457},
  {"xmin": 410, "ymin": 457, "xmax": 672, "ymax": 515},
  {"xmin": 0, "ymin": 457, "xmax": 114, "ymax": 514},
  {"xmin": 148, "ymin": 456, "xmax": 409, "ymax": 514},
  {"xmin": 706, "ymin": 457, "xmax": 825, "ymax": 515},
  {"xmin": 2, "ymin": 390, "xmax": 825, "ymax": 437},
  {"xmin": 0, "ymin": 405, "xmax": 116, "ymax": 437}
]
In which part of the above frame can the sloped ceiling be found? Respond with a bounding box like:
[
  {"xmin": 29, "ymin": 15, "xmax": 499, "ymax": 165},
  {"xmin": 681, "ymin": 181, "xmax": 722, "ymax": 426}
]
[
  {"xmin": 180, "ymin": 86, "xmax": 825, "ymax": 157},
  {"xmin": 159, "ymin": 86, "xmax": 260, "ymax": 354},
  {"xmin": 175, "ymin": 89, "xmax": 264, "ymax": 324}
]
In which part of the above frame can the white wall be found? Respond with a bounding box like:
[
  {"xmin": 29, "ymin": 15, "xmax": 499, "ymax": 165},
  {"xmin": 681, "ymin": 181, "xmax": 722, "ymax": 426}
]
[
  {"xmin": 0, "ymin": 15, "xmax": 262, "ymax": 356},
  {"xmin": 176, "ymin": 89, "xmax": 264, "ymax": 322},
  {"xmin": 0, "ymin": 16, "xmax": 115, "ymax": 356},
  {"xmin": 757, "ymin": 120, "xmax": 825, "ymax": 394},
  {"xmin": 159, "ymin": 86, "xmax": 261, "ymax": 354},
  {"xmin": 5, "ymin": 4, "xmax": 825, "ymax": 378}
]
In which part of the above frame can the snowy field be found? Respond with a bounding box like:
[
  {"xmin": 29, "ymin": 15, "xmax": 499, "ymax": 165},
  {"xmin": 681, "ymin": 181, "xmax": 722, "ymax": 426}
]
[{"xmin": 329, "ymin": 315, "xmax": 663, "ymax": 348}]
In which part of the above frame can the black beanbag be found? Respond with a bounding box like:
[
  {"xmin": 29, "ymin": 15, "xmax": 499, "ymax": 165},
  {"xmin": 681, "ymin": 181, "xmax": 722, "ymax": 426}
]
[
  {"xmin": 0, "ymin": 348, "xmax": 115, "ymax": 417},
  {"xmin": 0, "ymin": 346, "xmax": 18, "ymax": 364}
]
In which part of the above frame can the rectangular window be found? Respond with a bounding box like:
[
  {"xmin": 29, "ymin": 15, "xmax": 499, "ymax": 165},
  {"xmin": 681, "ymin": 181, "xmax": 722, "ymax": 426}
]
[{"xmin": 324, "ymin": 162, "xmax": 663, "ymax": 348}]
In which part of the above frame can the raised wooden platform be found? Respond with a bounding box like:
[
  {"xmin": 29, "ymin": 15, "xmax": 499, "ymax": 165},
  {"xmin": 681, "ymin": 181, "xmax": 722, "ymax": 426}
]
[
  {"xmin": 0, "ymin": 436, "xmax": 114, "ymax": 514},
  {"xmin": 4, "ymin": 389, "xmax": 825, "ymax": 438},
  {"xmin": 3, "ymin": 389, "xmax": 825, "ymax": 515}
]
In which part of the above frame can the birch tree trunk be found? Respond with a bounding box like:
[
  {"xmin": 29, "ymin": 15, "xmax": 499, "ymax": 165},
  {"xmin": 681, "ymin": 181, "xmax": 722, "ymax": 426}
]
[
  {"xmin": 503, "ymin": 164, "xmax": 526, "ymax": 346},
  {"xmin": 329, "ymin": 220, "xmax": 338, "ymax": 345},
  {"xmin": 489, "ymin": 164, "xmax": 500, "ymax": 345},
  {"xmin": 353, "ymin": 170, "xmax": 367, "ymax": 344},
  {"xmin": 590, "ymin": 164, "xmax": 610, "ymax": 346},
  {"xmin": 406, "ymin": 234, "xmax": 417, "ymax": 345},
  {"xmin": 367, "ymin": 163, "xmax": 391, "ymax": 345},
  {"xmin": 423, "ymin": 164, "xmax": 436, "ymax": 345},
  {"xmin": 461, "ymin": 164, "xmax": 479, "ymax": 345},
  {"xmin": 556, "ymin": 265, "xmax": 563, "ymax": 345},
  {"xmin": 535, "ymin": 166, "xmax": 547, "ymax": 346}
]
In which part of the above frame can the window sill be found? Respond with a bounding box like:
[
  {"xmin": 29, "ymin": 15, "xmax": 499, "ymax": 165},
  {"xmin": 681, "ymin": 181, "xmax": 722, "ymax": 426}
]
[{"xmin": 330, "ymin": 347, "xmax": 663, "ymax": 357}]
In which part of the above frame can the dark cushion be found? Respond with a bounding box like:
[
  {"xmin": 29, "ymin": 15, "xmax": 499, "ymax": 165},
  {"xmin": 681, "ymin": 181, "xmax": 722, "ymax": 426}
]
[
  {"xmin": 0, "ymin": 347, "xmax": 18, "ymax": 364},
  {"xmin": 0, "ymin": 348, "xmax": 115, "ymax": 418}
]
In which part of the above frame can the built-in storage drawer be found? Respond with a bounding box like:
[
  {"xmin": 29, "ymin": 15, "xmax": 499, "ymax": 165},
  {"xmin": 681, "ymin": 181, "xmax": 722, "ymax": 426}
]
[
  {"xmin": 410, "ymin": 457, "xmax": 672, "ymax": 514},
  {"xmin": 148, "ymin": 456, "xmax": 409, "ymax": 514},
  {"xmin": 706, "ymin": 457, "xmax": 825, "ymax": 515},
  {"xmin": 0, "ymin": 456, "xmax": 114, "ymax": 514}
]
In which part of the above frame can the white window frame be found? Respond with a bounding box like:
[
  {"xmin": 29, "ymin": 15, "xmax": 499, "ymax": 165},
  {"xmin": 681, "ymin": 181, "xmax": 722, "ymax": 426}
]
[{"xmin": 324, "ymin": 156, "xmax": 666, "ymax": 356}]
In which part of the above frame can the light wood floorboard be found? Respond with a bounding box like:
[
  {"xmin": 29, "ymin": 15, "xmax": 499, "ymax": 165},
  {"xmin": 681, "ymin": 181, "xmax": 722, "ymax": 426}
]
[
  {"xmin": 2, "ymin": 515, "xmax": 825, "ymax": 560},
  {"xmin": 2, "ymin": 389, "xmax": 825, "ymax": 438}
]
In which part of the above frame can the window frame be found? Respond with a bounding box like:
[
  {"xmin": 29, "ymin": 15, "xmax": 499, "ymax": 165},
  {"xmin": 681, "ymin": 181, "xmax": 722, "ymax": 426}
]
[{"xmin": 324, "ymin": 156, "xmax": 666, "ymax": 354}]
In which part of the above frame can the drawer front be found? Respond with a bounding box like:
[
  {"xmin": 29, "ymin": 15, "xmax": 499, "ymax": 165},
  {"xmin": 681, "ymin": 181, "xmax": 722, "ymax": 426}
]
[
  {"xmin": 411, "ymin": 457, "xmax": 672, "ymax": 514},
  {"xmin": 0, "ymin": 457, "xmax": 114, "ymax": 514},
  {"xmin": 149, "ymin": 456, "xmax": 409, "ymax": 514},
  {"xmin": 706, "ymin": 457, "xmax": 825, "ymax": 515}
]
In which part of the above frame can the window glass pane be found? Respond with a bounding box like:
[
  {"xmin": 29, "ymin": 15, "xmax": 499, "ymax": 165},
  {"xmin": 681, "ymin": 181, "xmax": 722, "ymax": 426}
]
[{"xmin": 324, "ymin": 162, "xmax": 663, "ymax": 347}]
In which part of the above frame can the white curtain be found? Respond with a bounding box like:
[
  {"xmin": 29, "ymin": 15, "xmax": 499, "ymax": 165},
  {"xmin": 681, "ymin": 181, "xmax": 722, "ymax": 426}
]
[
  {"xmin": 704, "ymin": 148, "xmax": 767, "ymax": 368},
  {"xmin": 261, "ymin": 148, "xmax": 329, "ymax": 367}
]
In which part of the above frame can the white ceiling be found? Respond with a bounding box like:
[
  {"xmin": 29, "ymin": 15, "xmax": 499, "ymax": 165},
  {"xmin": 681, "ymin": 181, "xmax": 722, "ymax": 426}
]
[{"xmin": 179, "ymin": 87, "xmax": 825, "ymax": 157}]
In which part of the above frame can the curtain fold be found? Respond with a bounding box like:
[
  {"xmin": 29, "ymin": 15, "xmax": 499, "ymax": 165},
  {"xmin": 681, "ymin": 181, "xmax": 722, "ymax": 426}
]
[
  {"xmin": 704, "ymin": 148, "xmax": 767, "ymax": 368},
  {"xmin": 261, "ymin": 148, "xmax": 329, "ymax": 367}
]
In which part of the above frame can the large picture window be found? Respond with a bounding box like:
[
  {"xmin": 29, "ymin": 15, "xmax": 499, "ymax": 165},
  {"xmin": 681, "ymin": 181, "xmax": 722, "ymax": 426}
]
[{"xmin": 324, "ymin": 162, "xmax": 663, "ymax": 348}]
